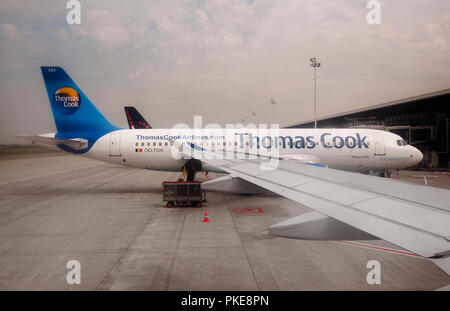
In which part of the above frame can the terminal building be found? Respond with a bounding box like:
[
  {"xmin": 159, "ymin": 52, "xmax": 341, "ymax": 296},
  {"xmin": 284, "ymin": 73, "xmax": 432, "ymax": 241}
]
[{"xmin": 286, "ymin": 89, "xmax": 450, "ymax": 168}]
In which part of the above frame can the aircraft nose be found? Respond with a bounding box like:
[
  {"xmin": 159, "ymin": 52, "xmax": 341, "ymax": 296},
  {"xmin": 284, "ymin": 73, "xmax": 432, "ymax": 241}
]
[{"xmin": 410, "ymin": 147, "xmax": 423, "ymax": 165}]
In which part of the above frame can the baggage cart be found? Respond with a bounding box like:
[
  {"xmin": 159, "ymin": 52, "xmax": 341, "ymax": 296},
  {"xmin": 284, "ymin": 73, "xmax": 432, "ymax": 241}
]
[{"xmin": 162, "ymin": 181, "xmax": 207, "ymax": 208}]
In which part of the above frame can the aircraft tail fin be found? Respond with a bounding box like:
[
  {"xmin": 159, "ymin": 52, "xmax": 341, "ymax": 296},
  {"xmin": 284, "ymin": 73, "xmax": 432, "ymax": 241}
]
[
  {"xmin": 40, "ymin": 66, "xmax": 120, "ymax": 133},
  {"xmin": 124, "ymin": 106, "xmax": 152, "ymax": 129}
]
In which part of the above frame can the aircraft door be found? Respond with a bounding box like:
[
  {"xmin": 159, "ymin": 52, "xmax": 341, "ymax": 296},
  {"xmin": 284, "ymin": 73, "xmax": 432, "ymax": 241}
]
[
  {"xmin": 373, "ymin": 133, "xmax": 386, "ymax": 156},
  {"xmin": 109, "ymin": 132, "xmax": 122, "ymax": 156}
]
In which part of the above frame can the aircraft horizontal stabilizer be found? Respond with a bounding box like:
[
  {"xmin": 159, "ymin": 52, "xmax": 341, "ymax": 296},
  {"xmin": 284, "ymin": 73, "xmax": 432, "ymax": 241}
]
[{"xmin": 17, "ymin": 134, "xmax": 88, "ymax": 150}]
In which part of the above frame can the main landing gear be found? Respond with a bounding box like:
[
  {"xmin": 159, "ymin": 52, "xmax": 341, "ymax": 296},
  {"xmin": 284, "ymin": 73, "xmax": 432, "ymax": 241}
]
[
  {"xmin": 181, "ymin": 159, "xmax": 202, "ymax": 182},
  {"xmin": 378, "ymin": 170, "xmax": 392, "ymax": 178}
]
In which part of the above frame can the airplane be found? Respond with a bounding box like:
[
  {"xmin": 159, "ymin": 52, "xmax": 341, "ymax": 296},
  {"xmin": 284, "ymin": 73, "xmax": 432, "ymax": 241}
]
[
  {"xmin": 124, "ymin": 106, "xmax": 152, "ymax": 129},
  {"xmin": 18, "ymin": 67, "xmax": 450, "ymax": 276}
]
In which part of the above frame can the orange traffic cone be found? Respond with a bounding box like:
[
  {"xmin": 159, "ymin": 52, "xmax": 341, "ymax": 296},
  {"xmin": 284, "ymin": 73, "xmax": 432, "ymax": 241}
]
[{"xmin": 203, "ymin": 211, "xmax": 209, "ymax": 222}]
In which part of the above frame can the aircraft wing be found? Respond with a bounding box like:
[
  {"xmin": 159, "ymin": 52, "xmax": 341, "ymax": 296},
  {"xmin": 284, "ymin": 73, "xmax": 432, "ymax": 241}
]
[{"xmin": 181, "ymin": 144, "xmax": 450, "ymax": 274}]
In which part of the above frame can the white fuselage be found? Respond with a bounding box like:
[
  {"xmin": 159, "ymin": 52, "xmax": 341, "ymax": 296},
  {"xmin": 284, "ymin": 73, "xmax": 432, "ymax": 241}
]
[{"xmin": 82, "ymin": 128, "xmax": 423, "ymax": 173}]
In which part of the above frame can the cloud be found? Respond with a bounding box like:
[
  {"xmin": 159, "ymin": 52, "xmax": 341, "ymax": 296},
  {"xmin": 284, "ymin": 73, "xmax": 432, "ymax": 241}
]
[
  {"xmin": 0, "ymin": 23, "xmax": 20, "ymax": 40},
  {"xmin": 0, "ymin": 0, "xmax": 449, "ymax": 143},
  {"xmin": 75, "ymin": 9, "xmax": 131, "ymax": 48}
]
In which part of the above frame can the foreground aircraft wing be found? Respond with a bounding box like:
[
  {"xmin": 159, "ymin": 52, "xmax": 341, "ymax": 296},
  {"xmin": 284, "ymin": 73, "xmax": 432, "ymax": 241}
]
[
  {"xmin": 181, "ymin": 144, "xmax": 450, "ymax": 275},
  {"xmin": 17, "ymin": 134, "xmax": 88, "ymax": 150}
]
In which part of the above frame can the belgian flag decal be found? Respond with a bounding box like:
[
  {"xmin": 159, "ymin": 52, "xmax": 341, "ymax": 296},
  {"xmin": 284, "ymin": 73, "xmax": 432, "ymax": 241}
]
[{"xmin": 135, "ymin": 148, "xmax": 143, "ymax": 152}]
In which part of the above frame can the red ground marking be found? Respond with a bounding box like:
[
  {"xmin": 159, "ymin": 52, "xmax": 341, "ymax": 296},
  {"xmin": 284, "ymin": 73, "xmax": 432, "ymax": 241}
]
[
  {"xmin": 337, "ymin": 240, "xmax": 423, "ymax": 258},
  {"xmin": 232, "ymin": 207, "xmax": 264, "ymax": 214}
]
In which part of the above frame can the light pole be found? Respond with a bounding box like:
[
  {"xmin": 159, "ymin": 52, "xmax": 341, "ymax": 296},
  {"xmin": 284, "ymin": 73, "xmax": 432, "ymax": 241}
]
[
  {"xmin": 270, "ymin": 98, "xmax": 276, "ymax": 124},
  {"xmin": 310, "ymin": 58, "xmax": 321, "ymax": 128},
  {"xmin": 251, "ymin": 111, "xmax": 256, "ymax": 124}
]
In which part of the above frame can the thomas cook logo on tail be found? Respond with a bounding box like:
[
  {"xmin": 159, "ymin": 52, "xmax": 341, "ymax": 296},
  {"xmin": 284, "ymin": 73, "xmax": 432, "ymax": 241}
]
[{"xmin": 53, "ymin": 87, "xmax": 81, "ymax": 114}]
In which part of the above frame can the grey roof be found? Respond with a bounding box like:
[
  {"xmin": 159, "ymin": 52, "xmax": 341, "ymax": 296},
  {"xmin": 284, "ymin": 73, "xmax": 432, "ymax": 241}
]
[{"xmin": 285, "ymin": 88, "xmax": 450, "ymax": 127}]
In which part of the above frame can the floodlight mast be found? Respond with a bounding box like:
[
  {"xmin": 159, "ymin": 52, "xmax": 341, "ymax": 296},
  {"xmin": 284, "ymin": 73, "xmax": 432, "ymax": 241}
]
[
  {"xmin": 270, "ymin": 98, "xmax": 276, "ymax": 124},
  {"xmin": 310, "ymin": 58, "xmax": 321, "ymax": 128}
]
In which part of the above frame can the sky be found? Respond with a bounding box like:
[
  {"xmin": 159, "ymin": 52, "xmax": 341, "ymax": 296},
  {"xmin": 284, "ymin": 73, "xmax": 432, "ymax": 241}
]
[{"xmin": 0, "ymin": 0, "xmax": 449, "ymax": 144}]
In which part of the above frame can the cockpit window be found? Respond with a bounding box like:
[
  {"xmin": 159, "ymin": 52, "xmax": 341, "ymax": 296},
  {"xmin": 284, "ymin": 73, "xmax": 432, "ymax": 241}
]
[{"xmin": 397, "ymin": 139, "xmax": 408, "ymax": 146}]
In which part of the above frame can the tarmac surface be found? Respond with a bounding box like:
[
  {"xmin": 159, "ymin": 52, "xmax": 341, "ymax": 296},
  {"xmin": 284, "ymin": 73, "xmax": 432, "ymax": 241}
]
[{"xmin": 0, "ymin": 151, "xmax": 449, "ymax": 290}]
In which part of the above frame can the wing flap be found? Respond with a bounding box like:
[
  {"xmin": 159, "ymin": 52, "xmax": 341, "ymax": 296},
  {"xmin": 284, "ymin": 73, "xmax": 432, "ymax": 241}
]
[
  {"xmin": 350, "ymin": 197, "xmax": 450, "ymax": 237},
  {"xmin": 258, "ymin": 170, "xmax": 316, "ymax": 187},
  {"xmin": 277, "ymin": 159, "xmax": 450, "ymax": 212},
  {"xmin": 294, "ymin": 181, "xmax": 377, "ymax": 206}
]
